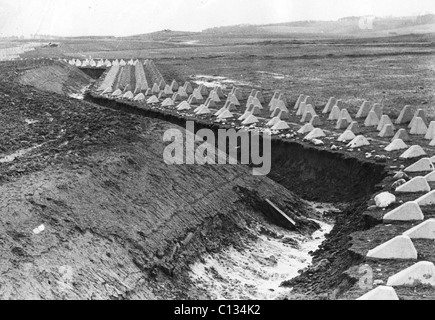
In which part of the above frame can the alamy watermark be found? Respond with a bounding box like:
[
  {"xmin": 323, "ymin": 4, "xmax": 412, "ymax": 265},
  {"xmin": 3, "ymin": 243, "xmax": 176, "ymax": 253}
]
[{"xmin": 163, "ymin": 121, "xmax": 271, "ymax": 176}]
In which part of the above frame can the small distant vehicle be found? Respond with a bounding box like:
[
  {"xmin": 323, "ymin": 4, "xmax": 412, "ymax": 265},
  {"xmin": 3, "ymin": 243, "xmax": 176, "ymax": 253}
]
[{"xmin": 42, "ymin": 42, "xmax": 59, "ymax": 48}]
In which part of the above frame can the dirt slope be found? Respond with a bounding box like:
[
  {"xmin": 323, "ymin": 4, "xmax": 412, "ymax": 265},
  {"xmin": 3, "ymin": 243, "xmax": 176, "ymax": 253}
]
[
  {"xmin": 17, "ymin": 60, "xmax": 92, "ymax": 96},
  {"xmin": 0, "ymin": 60, "xmax": 318, "ymax": 299}
]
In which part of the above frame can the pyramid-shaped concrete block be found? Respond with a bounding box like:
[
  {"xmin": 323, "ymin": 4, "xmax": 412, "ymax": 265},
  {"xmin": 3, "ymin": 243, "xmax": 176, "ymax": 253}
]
[
  {"xmin": 196, "ymin": 106, "xmax": 211, "ymax": 115},
  {"xmin": 384, "ymin": 139, "xmax": 408, "ymax": 152},
  {"xmin": 266, "ymin": 116, "xmax": 281, "ymax": 127},
  {"xmin": 147, "ymin": 95, "xmax": 159, "ymax": 104},
  {"xmin": 271, "ymin": 121, "xmax": 290, "ymax": 130},
  {"xmin": 392, "ymin": 129, "xmax": 410, "ymax": 142},
  {"xmin": 395, "ymin": 176, "xmax": 430, "ymax": 193},
  {"xmin": 337, "ymin": 130, "xmax": 356, "ymax": 142},
  {"xmin": 347, "ymin": 121, "xmax": 361, "ymax": 134},
  {"xmin": 238, "ymin": 111, "xmax": 252, "ymax": 121},
  {"xmin": 404, "ymin": 158, "xmax": 434, "ymax": 173},
  {"xmin": 378, "ymin": 124, "xmax": 395, "ymax": 138},
  {"xmin": 161, "ymin": 98, "xmax": 174, "ymax": 107},
  {"xmin": 356, "ymin": 286, "xmax": 399, "ymax": 300},
  {"xmin": 336, "ymin": 118, "xmax": 350, "ymax": 130},
  {"xmin": 294, "ymin": 94, "xmax": 305, "ymax": 110},
  {"xmin": 270, "ymin": 108, "xmax": 281, "ymax": 118},
  {"xmin": 151, "ymin": 83, "xmax": 160, "ymax": 95},
  {"xmin": 383, "ymin": 201, "xmax": 424, "ymax": 222},
  {"xmin": 377, "ymin": 115, "xmax": 394, "ymax": 131},
  {"xmin": 183, "ymin": 81, "xmax": 193, "ymax": 94},
  {"xmin": 416, "ymin": 190, "xmax": 435, "ymax": 206},
  {"xmin": 339, "ymin": 108, "xmax": 352, "ymax": 123},
  {"xmin": 347, "ymin": 135, "xmax": 370, "ymax": 148},
  {"xmin": 176, "ymin": 101, "xmax": 191, "ymax": 111},
  {"xmin": 218, "ymin": 110, "xmax": 234, "ymax": 119},
  {"xmin": 356, "ymin": 101, "xmax": 371, "ymax": 119},
  {"xmin": 296, "ymin": 102, "xmax": 306, "ymax": 116},
  {"xmin": 310, "ymin": 115, "xmax": 322, "ymax": 126},
  {"xmin": 366, "ymin": 235, "xmax": 417, "ymax": 260},
  {"xmin": 403, "ymin": 219, "xmax": 435, "ymax": 239},
  {"xmin": 371, "ymin": 103, "xmax": 383, "ymax": 119},
  {"xmin": 241, "ymin": 115, "xmax": 259, "ymax": 125},
  {"xmin": 328, "ymin": 105, "xmax": 341, "ymax": 121},
  {"xmin": 410, "ymin": 117, "xmax": 428, "ymax": 135},
  {"xmin": 387, "ymin": 261, "xmax": 435, "ymax": 287},
  {"xmin": 322, "ymin": 97, "xmax": 337, "ymax": 114},
  {"xmin": 304, "ymin": 104, "xmax": 317, "ymax": 116},
  {"xmin": 301, "ymin": 111, "xmax": 313, "ymax": 123},
  {"xmin": 228, "ymin": 94, "xmax": 240, "ymax": 106},
  {"xmin": 409, "ymin": 109, "xmax": 428, "ymax": 128},
  {"xmin": 255, "ymin": 91, "xmax": 265, "ymax": 104},
  {"xmin": 278, "ymin": 110, "xmax": 289, "ymax": 120},
  {"xmin": 134, "ymin": 93, "xmax": 145, "ymax": 101},
  {"xmin": 298, "ymin": 123, "xmax": 314, "ymax": 134},
  {"xmin": 399, "ymin": 145, "xmax": 426, "ymax": 159},
  {"xmin": 304, "ymin": 128, "xmax": 325, "ymax": 140},
  {"xmin": 170, "ymin": 80, "xmax": 179, "ymax": 92},
  {"xmin": 303, "ymin": 96, "xmax": 313, "ymax": 106},
  {"xmin": 364, "ymin": 111, "xmax": 379, "ymax": 127},
  {"xmin": 430, "ymin": 138, "xmax": 435, "ymax": 147},
  {"xmin": 395, "ymin": 105, "xmax": 413, "ymax": 124},
  {"xmin": 424, "ymin": 121, "xmax": 435, "ymax": 140}
]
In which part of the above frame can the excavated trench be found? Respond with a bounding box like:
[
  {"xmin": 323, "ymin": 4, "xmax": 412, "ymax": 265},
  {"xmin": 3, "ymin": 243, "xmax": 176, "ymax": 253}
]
[{"xmin": 85, "ymin": 94, "xmax": 388, "ymax": 298}]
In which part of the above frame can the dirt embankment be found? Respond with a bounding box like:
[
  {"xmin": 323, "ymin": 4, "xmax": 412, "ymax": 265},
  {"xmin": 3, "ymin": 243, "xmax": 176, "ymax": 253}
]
[{"xmin": 0, "ymin": 61, "xmax": 321, "ymax": 299}]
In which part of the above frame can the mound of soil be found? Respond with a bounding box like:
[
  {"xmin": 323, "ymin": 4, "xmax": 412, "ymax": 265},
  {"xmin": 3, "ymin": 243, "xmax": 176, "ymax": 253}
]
[{"xmin": 17, "ymin": 60, "xmax": 92, "ymax": 96}]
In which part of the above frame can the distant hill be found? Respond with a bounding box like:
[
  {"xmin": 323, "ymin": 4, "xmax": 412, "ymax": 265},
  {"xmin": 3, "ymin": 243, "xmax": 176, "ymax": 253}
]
[
  {"xmin": 202, "ymin": 14, "xmax": 435, "ymax": 37},
  {"xmin": 122, "ymin": 30, "xmax": 201, "ymax": 41}
]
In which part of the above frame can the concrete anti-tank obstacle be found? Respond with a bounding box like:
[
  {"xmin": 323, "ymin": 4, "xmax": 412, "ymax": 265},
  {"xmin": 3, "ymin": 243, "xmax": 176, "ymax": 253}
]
[
  {"xmin": 336, "ymin": 118, "xmax": 349, "ymax": 130},
  {"xmin": 424, "ymin": 121, "xmax": 435, "ymax": 140},
  {"xmin": 151, "ymin": 83, "xmax": 160, "ymax": 95},
  {"xmin": 217, "ymin": 109, "xmax": 234, "ymax": 120},
  {"xmin": 430, "ymin": 138, "xmax": 435, "ymax": 147},
  {"xmin": 241, "ymin": 114, "xmax": 259, "ymax": 126},
  {"xmin": 170, "ymin": 80, "xmax": 179, "ymax": 92},
  {"xmin": 269, "ymin": 107, "xmax": 280, "ymax": 118},
  {"xmin": 415, "ymin": 190, "xmax": 435, "ymax": 206},
  {"xmin": 425, "ymin": 170, "xmax": 435, "ymax": 182},
  {"xmin": 371, "ymin": 103, "xmax": 383, "ymax": 119},
  {"xmin": 399, "ymin": 145, "xmax": 427, "ymax": 159},
  {"xmin": 310, "ymin": 115, "xmax": 322, "ymax": 126},
  {"xmin": 176, "ymin": 101, "xmax": 191, "ymax": 111},
  {"xmin": 392, "ymin": 129, "xmax": 410, "ymax": 142},
  {"xmin": 347, "ymin": 135, "xmax": 370, "ymax": 148},
  {"xmin": 403, "ymin": 219, "xmax": 435, "ymax": 239},
  {"xmin": 383, "ymin": 201, "xmax": 424, "ymax": 222},
  {"xmin": 278, "ymin": 110, "xmax": 289, "ymax": 120},
  {"xmin": 301, "ymin": 111, "xmax": 313, "ymax": 123},
  {"xmin": 328, "ymin": 105, "xmax": 341, "ymax": 121},
  {"xmin": 111, "ymin": 89, "xmax": 123, "ymax": 97},
  {"xmin": 304, "ymin": 128, "xmax": 325, "ymax": 140},
  {"xmin": 377, "ymin": 115, "xmax": 394, "ymax": 132},
  {"xmin": 303, "ymin": 96, "xmax": 313, "ymax": 106},
  {"xmin": 387, "ymin": 261, "xmax": 435, "ymax": 287},
  {"xmin": 255, "ymin": 91, "xmax": 265, "ymax": 104},
  {"xmin": 337, "ymin": 130, "xmax": 356, "ymax": 142},
  {"xmin": 196, "ymin": 106, "xmax": 211, "ymax": 115},
  {"xmin": 366, "ymin": 235, "xmax": 417, "ymax": 260},
  {"xmin": 298, "ymin": 123, "xmax": 314, "ymax": 134},
  {"xmin": 409, "ymin": 108, "xmax": 428, "ymax": 128},
  {"xmin": 395, "ymin": 176, "xmax": 430, "ymax": 193},
  {"xmin": 238, "ymin": 111, "xmax": 252, "ymax": 121},
  {"xmin": 122, "ymin": 91, "xmax": 134, "ymax": 100},
  {"xmin": 227, "ymin": 94, "xmax": 241, "ymax": 106},
  {"xmin": 384, "ymin": 139, "xmax": 408, "ymax": 152},
  {"xmin": 183, "ymin": 81, "xmax": 193, "ymax": 94},
  {"xmin": 364, "ymin": 111, "xmax": 379, "ymax": 127},
  {"xmin": 296, "ymin": 102, "xmax": 307, "ymax": 116},
  {"xmin": 271, "ymin": 121, "xmax": 290, "ymax": 130},
  {"xmin": 356, "ymin": 286, "xmax": 399, "ymax": 300},
  {"xmin": 134, "ymin": 93, "xmax": 145, "ymax": 101},
  {"xmin": 147, "ymin": 95, "xmax": 160, "ymax": 104},
  {"xmin": 172, "ymin": 92, "xmax": 182, "ymax": 102},
  {"xmin": 404, "ymin": 158, "xmax": 434, "ymax": 173},
  {"xmin": 347, "ymin": 121, "xmax": 361, "ymax": 134},
  {"xmin": 294, "ymin": 94, "xmax": 305, "ymax": 110},
  {"xmin": 266, "ymin": 116, "xmax": 281, "ymax": 127},
  {"xmin": 378, "ymin": 124, "xmax": 395, "ymax": 138},
  {"xmin": 356, "ymin": 101, "xmax": 371, "ymax": 118},
  {"xmin": 409, "ymin": 117, "xmax": 428, "ymax": 135},
  {"xmin": 304, "ymin": 104, "xmax": 317, "ymax": 116},
  {"xmin": 396, "ymin": 105, "xmax": 414, "ymax": 124},
  {"xmin": 339, "ymin": 108, "xmax": 352, "ymax": 123},
  {"xmin": 322, "ymin": 97, "xmax": 337, "ymax": 114}
]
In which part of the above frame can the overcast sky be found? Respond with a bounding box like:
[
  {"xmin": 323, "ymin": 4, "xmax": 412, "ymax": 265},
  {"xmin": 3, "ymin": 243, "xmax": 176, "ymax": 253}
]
[{"xmin": 0, "ymin": 0, "xmax": 434, "ymax": 37}]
